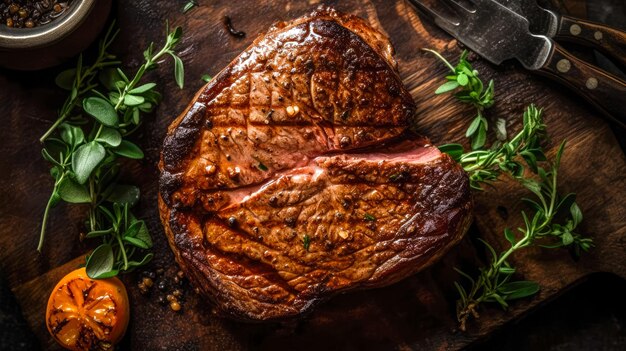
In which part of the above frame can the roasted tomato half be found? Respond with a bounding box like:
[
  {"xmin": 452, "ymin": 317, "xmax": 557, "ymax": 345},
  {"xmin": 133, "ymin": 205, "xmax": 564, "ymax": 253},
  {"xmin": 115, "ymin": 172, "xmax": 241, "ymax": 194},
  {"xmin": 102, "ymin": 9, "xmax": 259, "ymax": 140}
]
[{"xmin": 46, "ymin": 267, "xmax": 129, "ymax": 351}]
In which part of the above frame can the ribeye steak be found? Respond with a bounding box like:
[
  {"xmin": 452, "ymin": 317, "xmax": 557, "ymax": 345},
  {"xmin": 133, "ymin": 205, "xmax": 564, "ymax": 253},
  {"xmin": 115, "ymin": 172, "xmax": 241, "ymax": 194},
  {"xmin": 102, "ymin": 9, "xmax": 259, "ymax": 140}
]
[{"xmin": 159, "ymin": 7, "xmax": 472, "ymax": 321}]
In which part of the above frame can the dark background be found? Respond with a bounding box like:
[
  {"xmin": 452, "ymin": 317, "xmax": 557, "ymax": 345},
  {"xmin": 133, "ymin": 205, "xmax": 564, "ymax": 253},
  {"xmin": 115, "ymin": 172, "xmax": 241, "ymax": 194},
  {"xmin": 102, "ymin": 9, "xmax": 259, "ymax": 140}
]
[{"xmin": 1, "ymin": 0, "xmax": 625, "ymax": 349}]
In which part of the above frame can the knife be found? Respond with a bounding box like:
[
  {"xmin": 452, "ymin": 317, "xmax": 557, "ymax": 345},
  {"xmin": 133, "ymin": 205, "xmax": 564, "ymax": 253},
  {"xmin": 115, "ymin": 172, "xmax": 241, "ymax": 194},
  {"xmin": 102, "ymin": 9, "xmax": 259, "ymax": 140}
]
[
  {"xmin": 497, "ymin": 0, "xmax": 626, "ymax": 67},
  {"xmin": 408, "ymin": 0, "xmax": 626, "ymax": 127}
]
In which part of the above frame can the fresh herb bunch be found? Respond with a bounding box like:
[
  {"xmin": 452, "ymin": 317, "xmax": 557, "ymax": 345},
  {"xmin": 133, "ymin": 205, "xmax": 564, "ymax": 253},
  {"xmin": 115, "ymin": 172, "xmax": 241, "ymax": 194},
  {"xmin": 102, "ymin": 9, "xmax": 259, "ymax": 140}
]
[
  {"xmin": 39, "ymin": 22, "xmax": 185, "ymax": 279},
  {"xmin": 430, "ymin": 50, "xmax": 593, "ymax": 330},
  {"xmin": 424, "ymin": 49, "xmax": 495, "ymax": 150},
  {"xmin": 447, "ymin": 135, "xmax": 592, "ymax": 331}
]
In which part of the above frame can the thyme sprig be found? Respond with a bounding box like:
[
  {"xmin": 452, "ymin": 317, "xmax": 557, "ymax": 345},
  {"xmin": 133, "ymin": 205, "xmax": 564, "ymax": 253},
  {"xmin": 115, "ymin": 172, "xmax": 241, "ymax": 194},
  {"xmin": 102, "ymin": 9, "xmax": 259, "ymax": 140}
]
[
  {"xmin": 430, "ymin": 50, "xmax": 593, "ymax": 330},
  {"xmin": 39, "ymin": 22, "xmax": 185, "ymax": 279},
  {"xmin": 424, "ymin": 49, "xmax": 495, "ymax": 149}
]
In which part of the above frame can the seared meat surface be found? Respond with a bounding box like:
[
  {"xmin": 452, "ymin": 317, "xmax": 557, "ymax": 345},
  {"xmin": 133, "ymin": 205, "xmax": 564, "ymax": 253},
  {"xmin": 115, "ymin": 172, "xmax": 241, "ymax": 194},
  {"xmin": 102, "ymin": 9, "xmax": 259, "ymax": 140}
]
[{"xmin": 159, "ymin": 7, "xmax": 472, "ymax": 321}]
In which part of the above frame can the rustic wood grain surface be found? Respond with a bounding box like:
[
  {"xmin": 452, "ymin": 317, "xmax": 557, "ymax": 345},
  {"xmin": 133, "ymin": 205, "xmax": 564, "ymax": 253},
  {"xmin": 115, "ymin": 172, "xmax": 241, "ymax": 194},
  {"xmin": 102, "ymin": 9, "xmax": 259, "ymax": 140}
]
[{"xmin": 0, "ymin": 0, "xmax": 625, "ymax": 350}]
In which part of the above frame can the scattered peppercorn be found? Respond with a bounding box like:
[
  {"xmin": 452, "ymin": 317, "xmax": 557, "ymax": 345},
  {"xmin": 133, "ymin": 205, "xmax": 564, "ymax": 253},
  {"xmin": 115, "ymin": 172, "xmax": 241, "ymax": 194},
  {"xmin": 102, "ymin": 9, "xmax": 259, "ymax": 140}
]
[
  {"xmin": 138, "ymin": 282, "xmax": 149, "ymax": 295},
  {"xmin": 172, "ymin": 289, "xmax": 182, "ymax": 298},
  {"xmin": 177, "ymin": 270, "xmax": 185, "ymax": 279},
  {"xmin": 166, "ymin": 294, "xmax": 176, "ymax": 302},
  {"xmin": 170, "ymin": 301, "xmax": 181, "ymax": 312},
  {"xmin": 142, "ymin": 277, "xmax": 154, "ymax": 288}
]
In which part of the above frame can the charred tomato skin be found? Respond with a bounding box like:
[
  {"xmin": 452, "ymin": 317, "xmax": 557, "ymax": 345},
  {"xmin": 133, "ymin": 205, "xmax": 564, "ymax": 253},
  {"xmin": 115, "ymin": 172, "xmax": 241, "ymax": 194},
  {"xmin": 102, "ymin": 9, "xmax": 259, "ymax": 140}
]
[{"xmin": 46, "ymin": 268, "xmax": 130, "ymax": 351}]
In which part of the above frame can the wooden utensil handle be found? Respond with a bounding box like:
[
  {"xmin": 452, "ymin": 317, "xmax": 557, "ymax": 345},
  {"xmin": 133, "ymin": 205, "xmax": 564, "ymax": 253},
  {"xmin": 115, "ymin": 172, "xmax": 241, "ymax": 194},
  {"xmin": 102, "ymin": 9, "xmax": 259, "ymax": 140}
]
[
  {"xmin": 538, "ymin": 44, "xmax": 626, "ymax": 127},
  {"xmin": 556, "ymin": 15, "xmax": 626, "ymax": 68}
]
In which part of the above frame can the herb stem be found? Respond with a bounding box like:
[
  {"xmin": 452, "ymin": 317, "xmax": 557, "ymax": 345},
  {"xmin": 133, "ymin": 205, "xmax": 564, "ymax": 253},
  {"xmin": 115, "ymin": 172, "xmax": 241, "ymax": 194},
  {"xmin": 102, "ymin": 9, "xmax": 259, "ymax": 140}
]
[
  {"xmin": 37, "ymin": 189, "xmax": 56, "ymax": 252},
  {"xmin": 116, "ymin": 232, "xmax": 128, "ymax": 270}
]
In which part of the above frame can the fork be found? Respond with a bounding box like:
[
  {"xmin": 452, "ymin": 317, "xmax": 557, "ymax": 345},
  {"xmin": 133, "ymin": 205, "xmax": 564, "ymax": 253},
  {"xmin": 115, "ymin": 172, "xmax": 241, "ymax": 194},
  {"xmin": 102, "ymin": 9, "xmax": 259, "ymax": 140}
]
[{"xmin": 409, "ymin": 0, "xmax": 626, "ymax": 127}]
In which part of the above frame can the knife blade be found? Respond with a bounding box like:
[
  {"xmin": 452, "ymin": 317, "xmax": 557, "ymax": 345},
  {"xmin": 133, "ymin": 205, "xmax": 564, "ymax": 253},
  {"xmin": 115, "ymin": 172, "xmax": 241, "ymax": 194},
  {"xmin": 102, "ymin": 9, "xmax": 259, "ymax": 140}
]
[{"xmin": 408, "ymin": 0, "xmax": 626, "ymax": 126}]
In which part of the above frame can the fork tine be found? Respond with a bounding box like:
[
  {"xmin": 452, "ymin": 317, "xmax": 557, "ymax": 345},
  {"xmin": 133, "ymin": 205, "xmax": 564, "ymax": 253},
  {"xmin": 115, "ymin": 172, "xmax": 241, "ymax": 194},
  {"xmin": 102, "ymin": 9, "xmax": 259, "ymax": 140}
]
[
  {"xmin": 441, "ymin": 0, "xmax": 474, "ymax": 15},
  {"xmin": 407, "ymin": 0, "xmax": 460, "ymax": 29}
]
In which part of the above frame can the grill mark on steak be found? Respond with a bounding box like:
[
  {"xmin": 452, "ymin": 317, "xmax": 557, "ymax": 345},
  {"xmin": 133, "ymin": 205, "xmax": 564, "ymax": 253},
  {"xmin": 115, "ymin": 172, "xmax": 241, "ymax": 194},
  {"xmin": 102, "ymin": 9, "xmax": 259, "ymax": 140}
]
[{"xmin": 159, "ymin": 6, "xmax": 473, "ymax": 321}]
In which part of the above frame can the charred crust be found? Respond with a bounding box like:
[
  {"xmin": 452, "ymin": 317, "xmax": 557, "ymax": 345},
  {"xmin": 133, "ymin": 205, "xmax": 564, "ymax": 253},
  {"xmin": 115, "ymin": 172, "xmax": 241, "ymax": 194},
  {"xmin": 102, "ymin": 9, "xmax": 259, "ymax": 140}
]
[
  {"xmin": 161, "ymin": 102, "xmax": 206, "ymax": 171},
  {"xmin": 159, "ymin": 171, "xmax": 183, "ymax": 207}
]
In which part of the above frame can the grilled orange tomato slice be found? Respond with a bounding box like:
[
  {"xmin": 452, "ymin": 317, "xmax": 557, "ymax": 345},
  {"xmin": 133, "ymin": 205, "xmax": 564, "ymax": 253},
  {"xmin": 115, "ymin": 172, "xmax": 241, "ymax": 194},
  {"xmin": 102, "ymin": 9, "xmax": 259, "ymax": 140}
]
[{"xmin": 46, "ymin": 268, "xmax": 129, "ymax": 351}]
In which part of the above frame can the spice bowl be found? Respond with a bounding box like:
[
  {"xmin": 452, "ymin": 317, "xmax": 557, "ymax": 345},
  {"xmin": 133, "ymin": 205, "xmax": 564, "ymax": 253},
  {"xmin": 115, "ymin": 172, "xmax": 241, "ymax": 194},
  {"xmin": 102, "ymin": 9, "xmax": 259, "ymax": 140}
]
[{"xmin": 0, "ymin": 0, "xmax": 111, "ymax": 70}]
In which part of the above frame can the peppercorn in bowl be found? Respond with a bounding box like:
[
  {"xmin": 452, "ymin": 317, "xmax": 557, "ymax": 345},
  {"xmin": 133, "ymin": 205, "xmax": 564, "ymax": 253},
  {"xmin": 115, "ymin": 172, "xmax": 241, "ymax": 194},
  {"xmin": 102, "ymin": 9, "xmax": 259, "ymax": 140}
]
[{"xmin": 0, "ymin": 0, "xmax": 111, "ymax": 70}]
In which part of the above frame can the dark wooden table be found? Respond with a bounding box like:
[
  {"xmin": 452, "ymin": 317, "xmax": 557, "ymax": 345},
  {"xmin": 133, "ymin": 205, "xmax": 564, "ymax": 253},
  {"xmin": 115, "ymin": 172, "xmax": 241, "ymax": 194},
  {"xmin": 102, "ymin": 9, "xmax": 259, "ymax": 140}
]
[{"xmin": 1, "ymin": 0, "xmax": 625, "ymax": 350}]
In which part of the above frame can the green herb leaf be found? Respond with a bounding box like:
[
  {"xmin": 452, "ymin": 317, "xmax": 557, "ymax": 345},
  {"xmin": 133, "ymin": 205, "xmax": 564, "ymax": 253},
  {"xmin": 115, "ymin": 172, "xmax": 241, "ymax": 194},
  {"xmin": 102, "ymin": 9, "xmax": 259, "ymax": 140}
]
[
  {"xmin": 135, "ymin": 220, "xmax": 152, "ymax": 248},
  {"xmin": 570, "ymin": 202, "xmax": 583, "ymax": 227},
  {"xmin": 57, "ymin": 177, "xmax": 91, "ymax": 203},
  {"xmin": 465, "ymin": 116, "xmax": 482, "ymax": 138},
  {"xmin": 438, "ymin": 143, "xmax": 464, "ymax": 161},
  {"xmin": 60, "ymin": 123, "xmax": 85, "ymax": 146},
  {"xmin": 86, "ymin": 228, "xmax": 114, "ymax": 238},
  {"xmin": 457, "ymin": 73, "xmax": 469, "ymax": 86},
  {"xmin": 561, "ymin": 231, "xmax": 574, "ymax": 246},
  {"xmin": 86, "ymin": 244, "xmax": 116, "ymax": 279},
  {"xmin": 112, "ymin": 140, "xmax": 144, "ymax": 159},
  {"xmin": 201, "ymin": 74, "xmax": 212, "ymax": 82},
  {"xmin": 72, "ymin": 141, "xmax": 106, "ymax": 184},
  {"xmin": 95, "ymin": 127, "xmax": 122, "ymax": 147},
  {"xmin": 173, "ymin": 54, "xmax": 185, "ymax": 89},
  {"xmin": 55, "ymin": 69, "xmax": 76, "ymax": 91},
  {"xmin": 499, "ymin": 267, "xmax": 516, "ymax": 274},
  {"xmin": 435, "ymin": 81, "xmax": 460, "ymax": 94},
  {"xmin": 129, "ymin": 83, "xmax": 157, "ymax": 94},
  {"xmin": 504, "ymin": 228, "xmax": 515, "ymax": 246},
  {"xmin": 124, "ymin": 94, "xmax": 145, "ymax": 106},
  {"xmin": 126, "ymin": 253, "xmax": 154, "ymax": 269},
  {"xmin": 83, "ymin": 97, "xmax": 118, "ymax": 127},
  {"xmin": 98, "ymin": 68, "xmax": 124, "ymax": 90},
  {"xmin": 106, "ymin": 184, "xmax": 140, "ymax": 206},
  {"xmin": 182, "ymin": 0, "xmax": 197, "ymax": 13},
  {"xmin": 257, "ymin": 163, "xmax": 268, "ymax": 171},
  {"xmin": 116, "ymin": 68, "xmax": 130, "ymax": 83},
  {"xmin": 498, "ymin": 281, "xmax": 540, "ymax": 300},
  {"xmin": 124, "ymin": 236, "xmax": 150, "ymax": 249},
  {"xmin": 364, "ymin": 213, "xmax": 376, "ymax": 221},
  {"xmin": 302, "ymin": 234, "xmax": 310, "ymax": 251},
  {"xmin": 471, "ymin": 122, "xmax": 487, "ymax": 150}
]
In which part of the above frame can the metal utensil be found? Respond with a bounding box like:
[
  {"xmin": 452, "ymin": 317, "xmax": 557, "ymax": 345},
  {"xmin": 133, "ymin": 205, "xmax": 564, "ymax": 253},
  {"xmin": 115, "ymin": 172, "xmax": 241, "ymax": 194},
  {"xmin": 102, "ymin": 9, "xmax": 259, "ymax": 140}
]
[
  {"xmin": 497, "ymin": 0, "xmax": 626, "ymax": 67},
  {"xmin": 408, "ymin": 0, "xmax": 626, "ymax": 127}
]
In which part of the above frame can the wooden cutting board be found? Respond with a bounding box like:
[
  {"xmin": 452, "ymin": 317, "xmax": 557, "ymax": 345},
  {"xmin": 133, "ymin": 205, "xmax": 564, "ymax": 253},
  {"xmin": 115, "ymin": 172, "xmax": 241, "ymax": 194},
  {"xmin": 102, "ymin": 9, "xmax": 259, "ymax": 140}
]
[{"xmin": 1, "ymin": 0, "xmax": 624, "ymax": 350}]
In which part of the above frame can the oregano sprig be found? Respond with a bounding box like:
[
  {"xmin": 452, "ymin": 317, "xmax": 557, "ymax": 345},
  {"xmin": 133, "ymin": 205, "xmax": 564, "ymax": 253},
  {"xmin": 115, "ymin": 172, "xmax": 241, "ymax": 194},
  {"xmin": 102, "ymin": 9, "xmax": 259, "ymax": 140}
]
[
  {"xmin": 424, "ymin": 49, "xmax": 495, "ymax": 149},
  {"xmin": 38, "ymin": 22, "xmax": 185, "ymax": 279}
]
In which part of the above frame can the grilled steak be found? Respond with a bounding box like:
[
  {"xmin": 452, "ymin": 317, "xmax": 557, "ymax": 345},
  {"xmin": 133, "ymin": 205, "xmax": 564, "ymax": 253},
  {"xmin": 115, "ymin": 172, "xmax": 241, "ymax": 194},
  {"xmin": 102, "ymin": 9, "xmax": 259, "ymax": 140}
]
[{"xmin": 159, "ymin": 7, "xmax": 472, "ymax": 321}]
